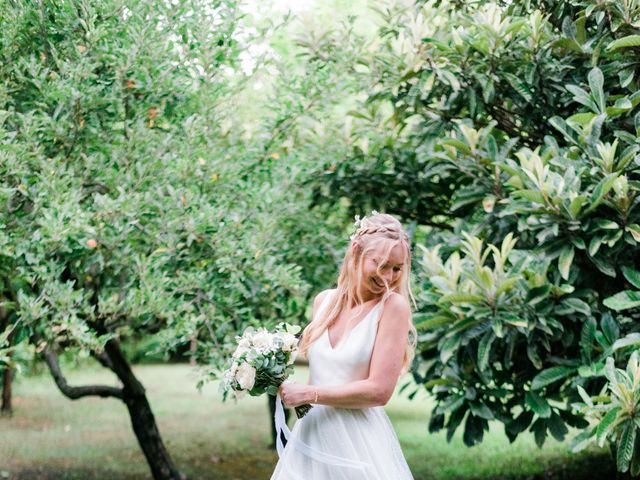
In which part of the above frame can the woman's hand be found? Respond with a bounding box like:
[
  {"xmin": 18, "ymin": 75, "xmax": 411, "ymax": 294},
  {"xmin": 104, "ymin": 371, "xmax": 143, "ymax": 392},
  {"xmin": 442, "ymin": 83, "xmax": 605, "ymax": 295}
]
[{"xmin": 279, "ymin": 382, "xmax": 312, "ymax": 408}]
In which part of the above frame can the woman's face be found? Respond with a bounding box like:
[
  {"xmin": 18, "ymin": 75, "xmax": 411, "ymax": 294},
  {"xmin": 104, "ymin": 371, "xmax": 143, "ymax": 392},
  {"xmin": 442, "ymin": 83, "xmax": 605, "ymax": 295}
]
[{"xmin": 360, "ymin": 242, "xmax": 406, "ymax": 297}]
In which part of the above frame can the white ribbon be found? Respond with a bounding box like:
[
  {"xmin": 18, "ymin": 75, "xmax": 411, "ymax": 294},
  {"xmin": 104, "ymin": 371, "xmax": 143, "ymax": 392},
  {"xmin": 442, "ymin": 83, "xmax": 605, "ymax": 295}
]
[
  {"xmin": 274, "ymin": 393, "xmax": 371, "ymax": 471},
  {"xmin": 275, "ymin": 392, "xmax": 291, "ymax": 457}
]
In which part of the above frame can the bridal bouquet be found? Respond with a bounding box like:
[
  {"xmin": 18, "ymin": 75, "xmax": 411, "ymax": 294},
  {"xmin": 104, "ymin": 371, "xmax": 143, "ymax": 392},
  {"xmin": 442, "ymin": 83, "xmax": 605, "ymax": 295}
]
[{"xmin": 220, "ymin": 322, "xmax": 312, "ymax": 418}]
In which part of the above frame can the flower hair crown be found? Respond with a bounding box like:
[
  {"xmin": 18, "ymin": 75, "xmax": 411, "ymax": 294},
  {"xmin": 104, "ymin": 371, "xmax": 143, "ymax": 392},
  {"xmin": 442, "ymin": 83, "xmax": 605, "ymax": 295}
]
[{"xmin": 349, "ymin": 211, "xmax": 408, "ymax": 241}]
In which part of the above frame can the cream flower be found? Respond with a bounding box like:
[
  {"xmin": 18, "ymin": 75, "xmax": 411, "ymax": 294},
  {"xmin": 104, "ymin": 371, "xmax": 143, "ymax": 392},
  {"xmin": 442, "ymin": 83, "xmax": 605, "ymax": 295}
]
[
  {"xmin": 235, "ymin": 362, "xmax": 256, "ymax": 390},
  {"xmin": 251, "ymin": 330, "xmax": 273, "ymax": 352}
]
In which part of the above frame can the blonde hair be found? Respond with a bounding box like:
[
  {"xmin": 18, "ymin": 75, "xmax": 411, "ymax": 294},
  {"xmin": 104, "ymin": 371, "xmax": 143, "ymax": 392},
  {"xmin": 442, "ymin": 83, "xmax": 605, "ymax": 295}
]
[{"xmin": 299, "ymin": 212, "xmax": 417, "ymax": 373}]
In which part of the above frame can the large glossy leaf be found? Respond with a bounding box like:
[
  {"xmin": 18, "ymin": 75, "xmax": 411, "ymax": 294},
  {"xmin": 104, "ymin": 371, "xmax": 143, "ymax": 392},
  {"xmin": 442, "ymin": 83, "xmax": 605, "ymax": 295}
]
[
  {"xmin": 597, "ymin": 406, "xmax": 621, "ymax": 446},
  {"xmin": 558, "ymin": 246, "xmax": 574, "ymax": 280},
  {"xmin": 618, "ymin": 421, "xmax": 636, "ymax": 473},
  {"xmin": 477, "ymin": 330, "xmax": 495, "ymax": 372},
  {"xmin": 525, "ymin": 391, "xmax": 551, "ymax": 418},
  {"xmin": 601, "ymin": 313, "xmax": 620, "ymax": 345},
  {"xmin": 588, "ymin": 67, "xmax": 605, "ymax": 113},
  {"xmin": 604, "ymin": 290, "xmax": 640, "ymax": 311},
  {"xmin": 622, "ymin": 267, "xmax": 640, "ymax": 289},
  {"xmin": 608, "ymin": 35, "xmax": 640, "ymax": 51},
  {"xmin": 613, "ymin": 333, "xmax": 640, "ymax": 351},
  {"xmin": 585, "ymin": 173, "xmax": 619, "ymax": 213},
  {"xmin": 547, "ymin": 412, "xmax": 569, "ymax": 441},
  {"xmin": 531, "ymin": 366, "xmax": 575, "ymax": 390}
]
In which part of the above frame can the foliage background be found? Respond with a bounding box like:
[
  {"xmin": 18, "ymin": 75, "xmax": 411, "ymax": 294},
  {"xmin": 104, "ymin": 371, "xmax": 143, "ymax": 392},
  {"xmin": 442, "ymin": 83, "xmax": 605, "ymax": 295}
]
[{"xmin": 2, "ymin": 0, "xmax": 640, "ymax": 478}]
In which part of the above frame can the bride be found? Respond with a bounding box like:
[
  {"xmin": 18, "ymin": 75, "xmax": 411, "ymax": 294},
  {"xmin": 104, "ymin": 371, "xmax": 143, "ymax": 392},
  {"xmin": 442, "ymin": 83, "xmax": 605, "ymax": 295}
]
[{"xmin": 271, "ymin": 212, "xmax": 416, "ymax": 480}]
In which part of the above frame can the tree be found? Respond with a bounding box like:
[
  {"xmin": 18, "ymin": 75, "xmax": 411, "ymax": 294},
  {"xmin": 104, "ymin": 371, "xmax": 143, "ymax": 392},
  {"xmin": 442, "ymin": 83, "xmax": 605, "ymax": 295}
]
[
  {"xmin": 311, "ymin": 0, "xmax": 640, "ymax": 473},
  {"xmin": 1, "ymin": 0, "xmax": 363, "ymax": 476},
  {"xmin": 1, "ymin": 0, "xmax": 300, "ymax": 477}
]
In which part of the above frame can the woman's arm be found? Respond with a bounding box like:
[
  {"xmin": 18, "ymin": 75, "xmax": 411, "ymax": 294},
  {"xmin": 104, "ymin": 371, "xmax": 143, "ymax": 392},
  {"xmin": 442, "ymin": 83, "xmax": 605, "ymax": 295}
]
[{"xmin": 281, "ymin": 292, "xmax": 410, "ymax": 408}]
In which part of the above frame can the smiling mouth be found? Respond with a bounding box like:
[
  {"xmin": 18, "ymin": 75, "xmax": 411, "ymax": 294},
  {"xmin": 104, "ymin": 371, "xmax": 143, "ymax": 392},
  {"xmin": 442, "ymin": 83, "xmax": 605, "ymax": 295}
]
[{"xmin": 372, "ymin": 278, "xmax": 385, "ymax": 288}]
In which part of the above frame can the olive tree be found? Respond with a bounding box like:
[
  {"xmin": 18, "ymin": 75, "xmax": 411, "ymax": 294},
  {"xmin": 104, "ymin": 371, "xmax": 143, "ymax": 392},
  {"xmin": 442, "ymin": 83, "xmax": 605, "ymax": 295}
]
[{"xmin": 0, "ymin": 0, "xmax": 347, "ymax": 477}]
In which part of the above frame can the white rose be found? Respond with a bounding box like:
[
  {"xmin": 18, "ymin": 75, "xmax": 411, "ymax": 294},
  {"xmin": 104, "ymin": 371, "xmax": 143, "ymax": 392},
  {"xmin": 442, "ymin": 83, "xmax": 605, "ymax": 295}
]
[
  {"xmin": 251, "ymin": 330, "xmax": 273, "ymax": 352},
  {"xmin": 283, "ymin": 334, "xmax": 298, "ymax": 353},
  {"xmin": 232, "ymin": 345, "xmax": 249, "ymax": 359},
  {"xmin": 235, "ymin": 362, "xmax": 256, "ymax": 390}
]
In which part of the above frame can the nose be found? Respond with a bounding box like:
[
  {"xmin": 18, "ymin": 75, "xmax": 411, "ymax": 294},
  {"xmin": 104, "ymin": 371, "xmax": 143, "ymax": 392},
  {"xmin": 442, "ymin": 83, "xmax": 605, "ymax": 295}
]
[{"xmin": 381, "ymin": 271, "xmax": 393, "ymax": 284}]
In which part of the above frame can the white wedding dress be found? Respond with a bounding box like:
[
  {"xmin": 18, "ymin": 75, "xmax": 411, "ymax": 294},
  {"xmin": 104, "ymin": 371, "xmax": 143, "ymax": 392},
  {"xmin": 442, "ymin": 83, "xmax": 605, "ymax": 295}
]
[{"xmin": 270, "ymin": 291, "xmax": 414, "ymax": 480}]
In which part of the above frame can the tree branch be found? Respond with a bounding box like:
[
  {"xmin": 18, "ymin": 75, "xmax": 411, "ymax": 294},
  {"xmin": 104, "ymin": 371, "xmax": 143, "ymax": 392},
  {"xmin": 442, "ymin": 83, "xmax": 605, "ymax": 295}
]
[
  {"xmin": 91, "ymin": 349, "xmax": 115, "ymax": 370},
  {"xmin": 43, "ymin": 349, "xmax": 124, "ymax": 400}
]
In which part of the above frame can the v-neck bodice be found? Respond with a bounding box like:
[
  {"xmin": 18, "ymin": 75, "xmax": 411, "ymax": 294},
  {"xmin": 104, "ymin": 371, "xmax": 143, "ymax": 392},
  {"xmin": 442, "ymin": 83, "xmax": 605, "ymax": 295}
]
[{"xmin": 308, "ymin": 291, "xmax": 384, "ymax": 386}]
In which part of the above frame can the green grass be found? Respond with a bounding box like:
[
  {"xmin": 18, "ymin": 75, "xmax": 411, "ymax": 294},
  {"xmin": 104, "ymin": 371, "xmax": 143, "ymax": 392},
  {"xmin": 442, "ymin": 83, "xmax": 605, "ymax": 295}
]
[{"xmin": 1, "ymin": 363, "xmax": 614, "ymax": 479}]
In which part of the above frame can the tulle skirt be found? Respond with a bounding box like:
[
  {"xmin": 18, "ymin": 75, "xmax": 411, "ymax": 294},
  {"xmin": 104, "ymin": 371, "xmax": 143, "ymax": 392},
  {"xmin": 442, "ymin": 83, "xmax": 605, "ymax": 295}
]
[{"xmin": 270, "ymin": 404, "xmax": 414, "ymax": 480}]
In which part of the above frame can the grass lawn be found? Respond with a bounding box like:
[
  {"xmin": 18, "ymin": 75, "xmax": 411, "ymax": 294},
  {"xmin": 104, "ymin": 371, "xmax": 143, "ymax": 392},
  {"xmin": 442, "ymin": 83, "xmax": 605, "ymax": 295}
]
[{"xmin": 0, "ymin": 363, "xmax": 614, "ymax": 479}]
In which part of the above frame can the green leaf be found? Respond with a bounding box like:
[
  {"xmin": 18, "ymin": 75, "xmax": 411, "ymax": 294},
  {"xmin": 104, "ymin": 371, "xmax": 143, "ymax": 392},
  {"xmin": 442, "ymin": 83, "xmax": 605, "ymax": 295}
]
[
  {"xmin": 514, "ymin": 189, "xmax": 545, "ymax": 204},
  {"xmin": 585, "ymin": 173, "xmax": 618, "ymax": 213},
  {"xmin": 531, "ymin": 418, "xmax": 548, "ymax": 448},
  {"xmin": 477, "ymin": 330, "xmax": 495, "ymax": 372},
  {"xmin": 558, "ymin": 246, "xmax": 574, "ymax": 280},
  {"xmin": 608, "ymin": 35, "xmax": 640, "ymax": 51},
  {"xmin": 561, "ymin": 298, "xmax": 591, "ymax": 316},
  {"xmin": 495, "ymin": 276, "xmax": 520, "ymax": 296},
  {"xmin": 567, "ymin": 112, "xmax": 596, "ymax": 126},
  {"xmin": 469, "ymin": 402, "xmax": 494, "ymax": 420},
  {"xmin": 526, "ymin": 285, "xmax": 551, "ymax": 305},
  {"xmin": 588, "ymin": 67, "xmax": 605, "ymax": 113},
  {"xmin": 504, "ymin": 72, "xmax": 532, "ymax": 102},
  {"xmin": 569, "ymin": 195, "xmax": 587, "ymax": 218},
  {"xmin": 566, "ymin": 84, "xmax": 597, "ymax": 112},
  {"xmin": 439, "ymin": 334, "xmax": 461, "ymax": 364},
  {"xmin": 627, "ymin": 224, "xmax": 640, "ymax": 243},
  {"xmin": 590, "ymin": 255, "xmax": 616, "ymax": 277},
  {"xmin": 571, "ymin": 426, "xmax": 595, "ymax": 453},
  {"xmin": 549, "ymin": 116, "xmax": 578, "ymax": 144},
  {"xmin": 442, "ymin": 138, "xmax": 471, "ymax": 155},
  {"xmin": 415, "ymin": 315, "xmax": 452, "ymax": 330},
  {"xmin": 613, "ymin": 333, "xmax": 640, "ymax": 351},
  {"xmin": 525, "ymin": 391, "xmax": 551, "ymax": 418},
  {"xmin": 531, "ymin": 366, "xmax": 575, "ymax": 390},
  {"xmin": 588, "ymin": 236, "xmax": 603, "ymax": 257},
  {"xmin": 576, "ymin": 385, "xmax": 593, "ymax": 407},
  {"xmin": 580, "ymin": 317, "xmax": 596, "ymax": 362},
  {"xmin": 547, "ymin": 413, "xmax": 569, "ymax": 441},
  {"xmin": 440, "ymin": 293, "xmax": 485, "ymax": 304},
  {"xmin": 618, "ymin": 421, "xmax": 636, "ymax": 473},
  {"xmin": 266, "ymin": 385, "xmax": 278, "ymax": 395},
  {"xmin": 604, "ymin": 290, "xmax": 640, "ymax": 311},
  {"xmin": 597, "ymin": 406, "xmax": 622, "ymax": 445},
  {"xmin": 506, "ymin": 410, "xmax": 534, "ymax": 437},
  {"xmin": 622, "ymin": 267, "xmax": 640, "ymax": 289},
  {"xmin": 599, "ymin": 315, "xmax": 618, "ymax": 346}
]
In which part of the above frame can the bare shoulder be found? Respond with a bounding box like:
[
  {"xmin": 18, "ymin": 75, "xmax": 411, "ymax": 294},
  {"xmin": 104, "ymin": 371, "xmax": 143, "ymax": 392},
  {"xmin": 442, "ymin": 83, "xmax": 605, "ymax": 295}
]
[
  {"xmin": 384, "ymin": 292, "xmax": 410, "ymax": 313},
  {"xmin": 313, "ymin": 288, "xmax": 336, "ymax": 309},
  {"xmin": 379, "ymin": 292, "xmax": 411, "ymax": 327}
]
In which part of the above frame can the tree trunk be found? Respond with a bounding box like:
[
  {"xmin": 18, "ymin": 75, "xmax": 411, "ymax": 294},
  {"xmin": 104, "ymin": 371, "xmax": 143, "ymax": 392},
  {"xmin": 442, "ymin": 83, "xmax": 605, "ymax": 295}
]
[
  {"xmin": 189, "ymin": 336, "xmax": 197, "ymax": 366},
  {"xmin": 104, "ymin": 339, "xmax": 184, "ymax": 480},
  {"xmin": 0, "ymin": 303, "xmax": 13, "ymax": 416},
  {"xmin": 1, "ymin": 354, "xmax": 13, "ymax": 416}
]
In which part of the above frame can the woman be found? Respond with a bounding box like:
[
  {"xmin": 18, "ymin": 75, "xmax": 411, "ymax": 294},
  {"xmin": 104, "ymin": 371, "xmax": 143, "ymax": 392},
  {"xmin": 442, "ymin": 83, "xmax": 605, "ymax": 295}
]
[{"xmin": 271, "ymin": 212, "xmax": 416, "ymax": 480}]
